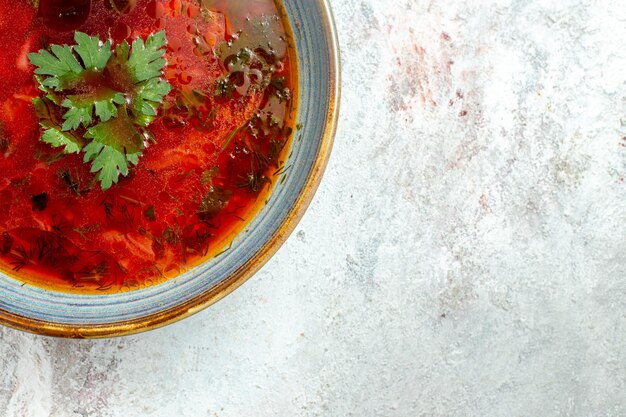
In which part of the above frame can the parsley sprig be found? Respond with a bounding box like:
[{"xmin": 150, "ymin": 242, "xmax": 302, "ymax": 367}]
[{"xmin": 28, "ymin": 31, "xmax": 172, "ymax": 191}]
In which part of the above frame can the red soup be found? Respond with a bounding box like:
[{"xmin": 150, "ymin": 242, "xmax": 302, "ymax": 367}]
[{"xmin": 0, "ymin": 0, "xmax": 297, "ymax": 292}]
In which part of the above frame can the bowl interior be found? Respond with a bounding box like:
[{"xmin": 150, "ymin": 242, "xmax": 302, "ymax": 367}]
[{"xmin": 0, "ymin": 0, "xmax": 339, "ymax": 338}]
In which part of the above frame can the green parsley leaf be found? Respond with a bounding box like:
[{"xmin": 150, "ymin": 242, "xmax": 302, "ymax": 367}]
[
  {"xmin": 61, "ymin": 90, "xmax": 125, "ymax": 130},
  {"xmin": 85, "ymin": 109, "xmax": 144, "ymax": 154},
  {"xmin": 131, "ymin": 78, "xmax": 172, "ymax": 126},
  {"xmin": 126, "ymin": 31, "xmax": 168, "ymax": 83},
  {"xmin": 28, "ymin": 47, "xmax": 82, "ymax": 91},
  {"xmin": 61, "ymin": 99, "xmax": 93, "ymax": 130},
  {"xmin": 28, "ymin": 32, "xmax": 113, "ymax": 91},
  {"xmin": 72, "ymin": 32, "xmax": 112, "ymax": 70},
  {"xmin": 30, "ymin": 31, "xmax": 171, "ymax": 191},
  {"xmin": 115, "ymin": 40, "xmax": 130, "ymax": 64},
  {"xmin": 95, "ymin": 92, "xmax": 126, "ymax": 121},
  {"xmin": 83, "ymin": 109, "xmax": 145, "ymax": 190},
  {"xmin": 83, "ymin": 141, "xmax": 131, "ymax": 191},
  {"xmin": 28, "ymin": 46, "xmax": 81, "ymax": 78},
  {"xmin": 41, "ymin": 127, "xmax": 83, "ymax": 154},
  {"xmin": 34, "ymin": 97, "xmax": 85, "ymax": 154}
]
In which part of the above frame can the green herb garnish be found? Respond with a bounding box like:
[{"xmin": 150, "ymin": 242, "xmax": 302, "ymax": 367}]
[
  {"xmin": 28, "ymin": 31, "xmax": 172, "ymax": 191},
  {"xmin": 144, "ymin": 205, "xmax": 156, "ymax": 221}
]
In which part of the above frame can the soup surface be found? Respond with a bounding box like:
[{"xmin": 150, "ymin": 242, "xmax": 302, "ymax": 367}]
[{"xmin": 0, "ymin": 0, "xmax": 297, "ymax": 292}]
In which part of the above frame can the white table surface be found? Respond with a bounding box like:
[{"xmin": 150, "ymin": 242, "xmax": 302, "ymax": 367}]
[{"xmin": 2, "ymin": 1, "xmax": 626, "ymax": 416}]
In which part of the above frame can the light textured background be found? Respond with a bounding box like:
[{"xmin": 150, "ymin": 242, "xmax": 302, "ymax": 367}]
[{"xmin": 2, "ymin": 0, "xmax": 626, "ymax": 416}]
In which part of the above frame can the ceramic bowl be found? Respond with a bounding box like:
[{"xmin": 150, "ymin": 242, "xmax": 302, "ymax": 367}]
[{"xmin": 0, "ymin": 0, "xmax": 340, "ymax": 338}]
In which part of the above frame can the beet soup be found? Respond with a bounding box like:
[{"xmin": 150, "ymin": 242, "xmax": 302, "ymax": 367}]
[{"xmin": 0, "ymin": 0, "xmax": 297, "ymax": 293}]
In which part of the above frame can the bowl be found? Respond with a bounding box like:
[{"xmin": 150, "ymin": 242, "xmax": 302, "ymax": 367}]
[{"xmin": 0, "ymin": 0, "xmax": 340, "ymax": 338}]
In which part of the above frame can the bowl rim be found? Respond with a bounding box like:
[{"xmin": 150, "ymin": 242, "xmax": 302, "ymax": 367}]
[{"xmin": 0, "ymin": 0, "xmax": 341, "ymax": 338}]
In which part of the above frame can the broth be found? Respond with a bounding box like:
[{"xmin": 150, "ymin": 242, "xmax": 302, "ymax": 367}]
[{"xmin": 0, "ymin": 0, "xmax": 297, "ymax": 293}]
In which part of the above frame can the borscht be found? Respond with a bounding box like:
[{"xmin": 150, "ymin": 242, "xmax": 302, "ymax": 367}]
[{"xmin": 0, "ymin": 0, "xmax": 297, "ymax": 292}]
